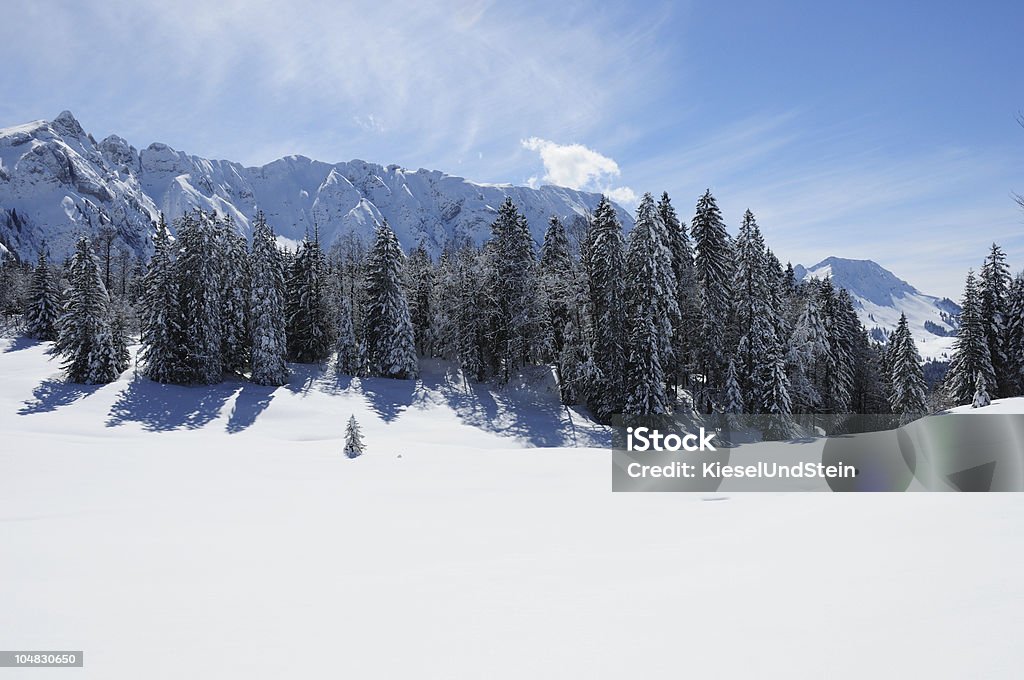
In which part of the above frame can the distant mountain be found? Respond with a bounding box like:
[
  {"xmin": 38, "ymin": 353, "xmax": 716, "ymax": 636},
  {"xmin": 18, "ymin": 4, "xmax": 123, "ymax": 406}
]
[
  {"xmin": 0, "ymin": 111, "xmax": 633, "ymax": 262},
  {"xmin": 794, "ymin": 257, "xmax": 960, "ymax": 361}
]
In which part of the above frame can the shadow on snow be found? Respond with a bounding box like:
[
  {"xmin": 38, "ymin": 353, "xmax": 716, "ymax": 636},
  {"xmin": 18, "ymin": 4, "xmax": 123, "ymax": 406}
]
[{"xmin": 19, "ymin": 378, "xmax": 104, "ymax": 415}]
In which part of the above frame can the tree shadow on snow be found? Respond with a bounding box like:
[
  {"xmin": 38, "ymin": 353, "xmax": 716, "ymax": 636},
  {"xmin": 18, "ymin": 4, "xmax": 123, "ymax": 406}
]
[
  {"xmin": 4, "ymin": 337, "xmax": 44, "ymax": 353},
  {"xmin": 105, "ymin": 378, "xmax": 238, "ymax": 432},
  {"xmin": 225, "ymin": 383, "xmax": 276, "ymax": 434},
  {"xmin": 429, "ymin": 364, "xmax": 609, "ymax": 448},
  {"xmin": 360, "ymin": 376, "xmax": 422, "ymax": 423},
  {"xmin": 19, "ymin": 378, "xmax": 104, "ymax": 415}
]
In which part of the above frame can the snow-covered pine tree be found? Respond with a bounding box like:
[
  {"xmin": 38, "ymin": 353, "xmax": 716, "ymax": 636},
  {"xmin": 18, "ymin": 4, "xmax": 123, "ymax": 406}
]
[
  {"xmin": 723, "ymin": 358, "xmax": 744, "ymax": 418},
  {"xmin": 658, "ymin": 192, "xmax": 697, "ymax": 398},
  {"xmin": 334, "ymin": 292, "xmax": 361, "ymax": 376},
  {"xmin": 248, "ymin": 212, "xmax": 290, "ymax": 386},
  {"xmin": 1004, "ymin": 273, "xmax": 1024, "ymax": 396},
  {"xmin": 482, "ymin": 199, "xmax": 540, "ymax": 382},
  {"xmin": 538, "ymin": 216, "xmax": 576, "ymax": 368},
  {"xmin": 286, "ymin": 227, "xmax": 334, "ymax": 364},
  {"xmin": 972, "ymin": 372, "xmax": 991, "ymax": 408},
  {"xmin": 54, "ymin": 237, "xmax": 121, "ymax": 384},
  {"xmin": 406, "ymin": 244, "xmax": 436, "ymax": 358},
  {"xmin": 732, "ymin": 209, "xmax": 772, "ymax": 410},
  {"xmin": 108, "ymin": 297, "xmax": 131, "ymax": 374},
  {"xmin": 979, "ymin": 243, "xmax": 1012, "ymax": 396},
  {"xmin": 363, "ymin": 221, "xmax": 418, "ymax": 379},
  {"xmin": 787, "ymin": 292, "xmax": 829, "ymax": 413},
  {"xmin": 623, "ymin": 193, "xmax": 674, "ymax": 415},
  {"xmin": 23, "ymin": 250, "xmax": 61, "ymax": 341},
  {"xmin": 691, "ymin": 190, "xmax": 734, "ymax": 411},
  {"xmin": 946, "ymin": 270, "xmax": 995, "ymax": 405},
  {"xmin": 887, "ymin": 312, "xmax": 927, "ymax": 422},
  {"xmin": 343, "ymin": 414, "xmax": 365, "ymax": 458},
  {"xmin": 140, "ymin": 216, "xmax": 184, "ymax": 383},
  {"xmin": 585, "ymin": 196, "xmax": 628, "ymax": 421},
  {"xmin": 218, "ymin": 216, "xmax": 250, "ymax": 374},
  {"xmin": 175, "ymin": 210, "xmax": 224, "ymax": 384}
]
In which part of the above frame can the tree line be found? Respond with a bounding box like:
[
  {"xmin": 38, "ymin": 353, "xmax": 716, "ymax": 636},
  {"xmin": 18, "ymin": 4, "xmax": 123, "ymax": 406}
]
[{"xmin": 11, "ymin": 191, "xmax": 1024, "ymax": 430}]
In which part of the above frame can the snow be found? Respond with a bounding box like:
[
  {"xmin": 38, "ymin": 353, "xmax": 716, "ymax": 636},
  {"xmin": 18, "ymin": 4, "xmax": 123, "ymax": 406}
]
[
  {"xmin": 0, "ymin": 111, "xmax": 632, "ymax": 265},
  {"xmin": 949, "ymin": 395, "xmax": 1024, "ymax": 414},
  {"xmin": 3, "ymin": 338, "xmax": 1024, "ymax": 678}
]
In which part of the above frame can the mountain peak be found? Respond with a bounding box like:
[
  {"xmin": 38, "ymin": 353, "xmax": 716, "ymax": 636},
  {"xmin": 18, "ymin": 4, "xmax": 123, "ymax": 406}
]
[{"xmin": 51, "ymin": 110, "xmax": 86, "ymax": 138}]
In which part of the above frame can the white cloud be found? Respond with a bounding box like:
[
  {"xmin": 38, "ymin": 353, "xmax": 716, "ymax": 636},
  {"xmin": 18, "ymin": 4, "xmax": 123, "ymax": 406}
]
[{"xmin": 521, "ymin": 137, "xmax": 637, "ymax": 204}]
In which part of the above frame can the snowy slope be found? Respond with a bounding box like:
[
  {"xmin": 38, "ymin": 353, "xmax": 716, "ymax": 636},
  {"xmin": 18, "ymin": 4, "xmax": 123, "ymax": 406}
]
[
  {"xmin": 3, "ymin": 338, "xmax": 1024, "ymax": 679},
  {"xmin": 0, "ymin": 112, "xmax": 633, "ymax": 262},
  {"xmin": 795, "ymin": 257, "xmax": 960, "ymax": 361}
]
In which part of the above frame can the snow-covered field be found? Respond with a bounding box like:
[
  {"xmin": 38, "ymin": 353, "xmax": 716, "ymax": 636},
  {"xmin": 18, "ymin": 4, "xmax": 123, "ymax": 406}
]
[{"xmin": 2, "ymin": 338, "xmax": 1023, "ymax": 679}]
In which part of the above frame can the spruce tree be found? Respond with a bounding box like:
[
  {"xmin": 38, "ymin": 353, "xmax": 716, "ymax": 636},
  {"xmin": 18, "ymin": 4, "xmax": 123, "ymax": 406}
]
[
  {"xmin": 219, "ymin": 216, "xmax": 250, "ymax": 374},
  {"xmin": 249, "ymin": 212, "xmax": 290, "ymax": 386},
  {"xmin": 622, "ymin": 194, "xmax": 673, "ymax": 415},
  {"xmin": 887, "ymin": 313, "xmax": 927, "ymax": 422},
  {"xmin": 946, "ymin": 270, "xmax": 994, "ymax": 405},
  {"xmin": 334, "ymin": 293, "xmax": 361, "ymax": 376},
  {"xmin": 979, "ymin": 243, "xmax": 1011, "ymax": 396},
  {"xmin": 344, "ymin": 415, "xmax": 365, "ymax": 458},
  {"xmin": 1004, "ymin": 273, "xmax": 1024, "ymax": 396},
  {"xmin": 972, "ymin": 372, "xmax": 992, "ymax": 408},
  {"xmin": 363, "ymin": 221, "xmax": 418, "ymax": 379},
  {"xmin": 691, "ymin": 190, "xmax": 733, "ymax": 410},
  {"xmin": 585, "ymin": 196, "xmax": 628, "ymax": 421},
  {"xmin": 658, "ymin": 192, "xmax": 697, "ymax": 396},
  {"xmin": 175, "ymin": 210, "xmax": 224, "ymax": 384},
  {"xmin": 538, "ymin": 217, "xmax": 576, "ymax": 367},
  {"xmin": 286, "ymin": 227, "xmax": 334, "ymax": 364},
  {"xmin": 54, "ymin": 237, "xmax": 121, "ymax": 384},
  {"xmin": 140, "ymin": 216, "xmax": 184, "ymax": 383},
  {"xmin": 732, "ymin": 209, "xmax": 772, "ymax": 410},
  {"xmin": 788, "ymin": 293, "xmax": 829, "ymax": 413},
  {"xmin": 407, "ymin": 244, "xmax": 436, "ymax": 358},
  {"xmin": 723, "ymin": 358, "xmax": 744, "ymax": 417},
  {"xmin": 482, "ymin": 199, "xmax": 540, "ymax": 382},
  {"xmin": 23, "ymin": 250, "xmax": 61, "ymax": 341}
]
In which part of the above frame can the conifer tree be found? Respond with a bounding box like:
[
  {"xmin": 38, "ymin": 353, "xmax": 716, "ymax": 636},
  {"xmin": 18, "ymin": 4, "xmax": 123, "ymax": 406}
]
[
  {"xmin": 539, "ymin": 216, "xmax": 576, "ymax": 372},
  {"xmin": 723, "ymin": 358, "xmax": 744, "ymax": 417},
  {"xmin": 972, "ymin": 372, "xmax": 991, "ymax": 408},
  {"xmin": 946, "ymin": 270, "xmax": 994, "ymax": 405},
  {"xmin": 344, "ymin": 415, "xmax": 365, "ymax": 458},
  {"xmin": 334, "ymin": 293, "xmax": 361, "ymax": 376},
  {"xmin": 887, "ymin": 313, "xmax": 927, "ymax": 422},
  {"xmin": 788, "ymin": 293, "xmax": 829, "ymax": 413},
  {"xmin": 482, "ymin": 199, "xmax": 540, "ymax": 382},
  {"xmin": 732, "ymin": 209, "xmax": 772, "ymax": 410},
  {"xmin": 691, "ymin": 190, "xmax": 733, "ymax": 410},
  {"xmin": 979, "ymin": 243, "xmax": 1012, "ymax": 396},
  {"xmin": 363, "ymin": 221, "xmax": 418, "ymax": 379},
  {"xmin": 407, "ymin": 244, "xmax": 436, "ymax": 358},
  {"xmin": 249, "ymin": 212, "xmax": 290, "ymax": 386},
  {"xmin": 585, "ymin": 196, "xmax": 628, "ymax": 421},
  {"xmin": 761, "ymin": 343, "xmax": 794, "ymax": 438},
  {"xmin": 23, "ymin": 250, "xmax": 61, "ymax": 341},
  {"xmin": 219, "ymin": 216, "xmax": 250, "ymax": 374},
  {"xmin": 657, "ymin": 192, "xmax": 697, "ymax": 395},
  {"xmin": 286, "ymin": 227, "xmax": 333, "ymax": 364},
  {"xmin": 175, "ymin": 210, "xmax": 224, "ymax": 384},
  {"xmin": 1004, "ymin": 273, "xmax": 1024, "ymax": 396},
  {"xmin": 140, "ymin": 216, "xmax": 183, "ymax": 383},
  {"xmin": 622, "ymin": 194, "xmax": 673, "ymax": 414},
  {"xmin": 54, "ymin": 238, "xmax": 121, "ymax": 384}
]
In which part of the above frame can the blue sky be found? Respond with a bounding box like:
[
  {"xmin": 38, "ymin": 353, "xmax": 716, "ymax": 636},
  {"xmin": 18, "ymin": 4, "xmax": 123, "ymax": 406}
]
[{"xmin": 1, "ymin": 0, "xmax": 1022, "ymax": 297}]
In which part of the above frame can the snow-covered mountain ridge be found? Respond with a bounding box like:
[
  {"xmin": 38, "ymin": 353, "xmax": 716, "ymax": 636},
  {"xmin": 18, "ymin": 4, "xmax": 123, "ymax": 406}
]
[
  {"xmin": 0, "ymin": 111, "xmax": 632, "ymax": 261},
  {"xmin": 794, "ymin": 257, "xmax": 960, "ymax": 361}
]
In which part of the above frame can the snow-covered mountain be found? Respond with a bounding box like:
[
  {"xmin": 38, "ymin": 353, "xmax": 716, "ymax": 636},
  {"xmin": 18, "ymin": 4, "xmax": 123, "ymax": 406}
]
[
  {"xmin": 0, "ymin": 111, "xmax": 632, "ymax": 262},
  {"xmin": 794, "ymin": 257, "xmax": 960, "ymax": 361}
]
